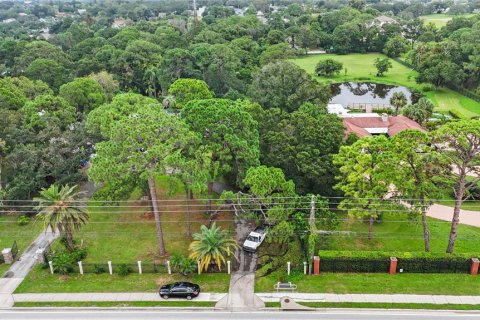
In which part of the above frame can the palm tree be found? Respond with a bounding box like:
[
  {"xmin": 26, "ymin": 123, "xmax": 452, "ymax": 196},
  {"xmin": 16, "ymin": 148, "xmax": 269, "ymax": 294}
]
[
  {"xmin": 390, "ymin": 92, "xmax": 408, "ymax": 115},
  {"xmin": 189, "ymin": 223, "xmax": 237, "ymax": 273},
  {"xmin": 34, "ymin": 184, "xmax": 89, "ymax": 252}
]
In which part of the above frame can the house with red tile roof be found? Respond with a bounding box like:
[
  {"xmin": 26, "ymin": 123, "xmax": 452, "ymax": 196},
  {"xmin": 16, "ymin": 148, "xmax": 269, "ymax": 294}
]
[{"xmin": 342, "ymin": 114, "xmax": 426, "ymax": 138}]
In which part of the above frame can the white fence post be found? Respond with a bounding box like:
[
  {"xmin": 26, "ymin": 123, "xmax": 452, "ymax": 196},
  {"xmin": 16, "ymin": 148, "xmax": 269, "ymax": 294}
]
[
  {"xmin": 303, "ymin": 261, "xmax": 307, "ymax": 275},
  {"xmin": 287, "ymin": 261, "xmax": 291, "ymax": 275},
  {"xmin": 197, "ymin": 261, "xmax": 201, "ymax": 275},
  {"xmin": 137, "ymin": 261, "xmax": 142, "ymax": 274},
  {"xmin": 48, "ymin": 261, "xmax": 54, "ymax": 274},
  {"xmin": 227, "ymin": 261, "xmax": 231, "ymax": 275},
  {"xmin": 167, "ymin": 260, "xmax": 171, "ymax": 275},
  {"xmin": 78, "ymin": 261, "xmax": 83, "ymax": 275},
  {"xmin": 108, "ymin": 261, "xmax": 112, "ymax": 275}
]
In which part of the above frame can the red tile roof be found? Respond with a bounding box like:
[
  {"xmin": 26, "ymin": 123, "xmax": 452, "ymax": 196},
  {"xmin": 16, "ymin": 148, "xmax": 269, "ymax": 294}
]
[{"xmin": 343, "ymin": 115, "xmax": 426, "ymax": 137}]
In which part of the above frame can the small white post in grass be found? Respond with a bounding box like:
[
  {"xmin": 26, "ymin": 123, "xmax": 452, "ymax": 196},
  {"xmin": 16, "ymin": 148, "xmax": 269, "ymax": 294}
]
[
  {"xmin": 167, "ymin": 260, "xmax": 171, "ymax": 275},
  {"xmin": 78, "ymin": 261, "xmax": 83, "ymax": 275},
  {"xmin": 303, "ymin": 261, "xmax": 307, "ymax": 275},
  {"xmin": 227, "ymin": 261, "xmax": 231, "ymax": 275},
  {"xmin": 108, "ymin": 261, "xmax": 112, "ymax": 275},
  {"xmin": 48, "ymin": 261, "xmax": 54, "ymax": 274},
  {"xmin": 197, "ymin": 260, "xmax": 201, "ymax": 275},
  {"xmin": 137, "ymin": 261, "xmax": 142, "ymax": 275},
  {"xmin": 287, "ymin": 261, "xmax": 291, "ymax": 275}
]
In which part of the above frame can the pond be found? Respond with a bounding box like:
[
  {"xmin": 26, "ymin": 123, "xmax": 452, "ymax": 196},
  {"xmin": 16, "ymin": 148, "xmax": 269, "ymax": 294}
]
[{"xmin": 330, "ymin": 82, "xmax": 422, "ymax": 109}]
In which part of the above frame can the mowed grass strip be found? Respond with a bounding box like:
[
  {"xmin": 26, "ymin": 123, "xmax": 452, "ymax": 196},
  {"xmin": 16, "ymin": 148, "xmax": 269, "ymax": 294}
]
[
  {"xmin": 15, "ymin": 267, "xmax": 230, "ymax": 293},
  {"xmin": 291, "ymin": 53, "xmax": 480, "ymax": 118},
  {"xmin": 14, "ymin": 301, "xmax": 216, "ymax": 308},
  {"xmin": 255, "ymin": 273, "xmax": 480, "ymax": 295},
  {"xmin": 265, "ymin": 302, "xmax": 480, "ymax": 310}
]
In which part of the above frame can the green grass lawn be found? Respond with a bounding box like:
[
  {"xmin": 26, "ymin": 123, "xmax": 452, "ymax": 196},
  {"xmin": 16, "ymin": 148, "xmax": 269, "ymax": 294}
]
[
  {"xmin": 419, "ymin": 14, "xmax": 475, "ymax": 28},
  {"xmin": 291, "ymin": 53, "xmax": 480, "ymax": 118},
  {"xmin": 15, "ymin": 266, "xmax": 230, "ymax": 293},
  {"xmin": 0, "ymin": 214, "xmax": 43, "ymax": 275},
  {"xmin": 49, "ymin": 175, "xmax": 234, "ymax": 263},
  {"xmin": 14, "ymin": 301, "xmax": 216, "ymax": 308},
  {"xmin": 265, "ymin": 301, "xmax": 480, "ymax": 310},
  {"xmin": 255, "ymin": 273, "xmax": 480, "ymax": 295},
  {"xmin": 326, "ymin": 212, "xmax": 480, "ymax": 253}
]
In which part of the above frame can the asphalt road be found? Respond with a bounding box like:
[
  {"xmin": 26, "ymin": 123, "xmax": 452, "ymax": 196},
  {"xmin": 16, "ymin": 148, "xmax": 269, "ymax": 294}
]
[{"xmin": 1, "ymin": 310, "xmax": 480, "ymax": 320}]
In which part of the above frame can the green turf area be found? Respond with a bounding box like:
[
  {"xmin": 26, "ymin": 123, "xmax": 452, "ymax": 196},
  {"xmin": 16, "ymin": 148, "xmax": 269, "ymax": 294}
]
[
  {"xmin": 14, "ymin": 301, "xmax": 216, "ymax": 308},
  {"xmin": 327, "ymin": 213, "xmax": 480, "ymax": 253},
  {"xmin": 291, "ymin": 53, "xmax": 480, "ymax": 118},
  {"xmin": 0, "ymin": 214, "xmax": 43, "ymax": 275},
  {"xmin": 255, "ymin": 273, "xmax": 480, "ymax": 295},
  {"xmin": 15, "ymin": 266, "xmax": 230, "ymax": 293},
  {"xmin": 419, "ymin": 14, "xmax": 475, "ymax": 28},
  {"xmin": 49, "ymin": 175, "xmax": 234, "ymax": 263},
  {"xmin": 265, "ymin": 301, "xmax": 480, "ymax": 310}
]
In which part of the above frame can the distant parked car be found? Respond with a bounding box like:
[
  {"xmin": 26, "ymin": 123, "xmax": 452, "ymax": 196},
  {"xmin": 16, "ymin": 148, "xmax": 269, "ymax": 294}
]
[
  {"xmin": 242, "ymin": 225, "xmax": 268, "ymax": 253},
  {"xmin": 159, "ymin": 282, "xmax": 200, "ymax": 300}
]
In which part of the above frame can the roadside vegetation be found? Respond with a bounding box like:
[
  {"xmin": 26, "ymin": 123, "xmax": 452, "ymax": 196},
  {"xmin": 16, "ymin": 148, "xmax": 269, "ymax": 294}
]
[
  {"xmin": 255, "ymin": 273, "xmax": 480, "ymax": 295},
  {"xmin": 15, "ymin": 268, "xmax": 230, "ymax": 293}
]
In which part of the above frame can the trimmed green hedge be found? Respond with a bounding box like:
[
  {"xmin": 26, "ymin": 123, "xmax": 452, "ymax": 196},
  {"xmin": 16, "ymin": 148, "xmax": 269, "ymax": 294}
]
[
  {"xmin": 319, "ymin": 251, "xmax": 477, "ymax": 259},
  {"xmin": 318, "ymin": 251, "xmax": 476, "ymax": 274}
]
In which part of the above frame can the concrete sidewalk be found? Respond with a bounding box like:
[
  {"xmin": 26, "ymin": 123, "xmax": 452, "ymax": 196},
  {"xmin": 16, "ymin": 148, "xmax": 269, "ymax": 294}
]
[
  {"xmin": 0, "ymin": 229, "xmax": 58, "ymax": 309},
  {"xmin": 10, "ymin": 292, "xmax": 480, "ymax": 305},
  {"xmin": 427, "ymin": 204, "xmax": 480, "ymax": 227},
  {"xmin": 257, "ymin": 293, "xmax": 480, "ymax": 305}
]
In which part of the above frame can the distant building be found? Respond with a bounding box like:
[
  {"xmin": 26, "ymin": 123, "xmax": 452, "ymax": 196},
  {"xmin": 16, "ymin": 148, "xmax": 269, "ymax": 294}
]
[
  {"xmin": 327, "ymin": 104, "xmax": 350, "ymax": 116},
  {"xmin": 18, "ymin": 12, "xmax": 27, "ymax": 17},
  {"xmin": 256, "ymin": 11, "xmax": 267, "ymax": 24},
  {"xmin": 368, "ymin": 15, "xmax": 398, "ymax": 27},
  {"xmin": 77, "ymin": 9, "xmax": 87, "ymax": 15},
  {"xmin": 342, "ymin": 114, "xmax": 426, "ymax": 138},
  {"xmin": 55, "ymin": 12, "xmax": 69, "ymax": 18},
  {"xmin": 2, "ymin": 18, "xmax": 17, "ymax": 24},
  {"xmin": 234, "ymin": 8, "xmax": 246, "ymax": 16},
  {"xmin": 112, "ymin": 18, "xmax": 129, "ymax": 29}
]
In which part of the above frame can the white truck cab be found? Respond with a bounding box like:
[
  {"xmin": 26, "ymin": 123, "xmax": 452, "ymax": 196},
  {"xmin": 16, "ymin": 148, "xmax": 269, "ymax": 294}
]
[{"xmin": 242, "ymin": 226, "xmax": 268, "ymax": 252}]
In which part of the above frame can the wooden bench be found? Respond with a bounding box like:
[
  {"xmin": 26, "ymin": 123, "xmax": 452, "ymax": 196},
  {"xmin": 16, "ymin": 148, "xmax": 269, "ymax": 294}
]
[{"xmin": 274, "ymin": 282, "xmax": 297, "ymax": 292}]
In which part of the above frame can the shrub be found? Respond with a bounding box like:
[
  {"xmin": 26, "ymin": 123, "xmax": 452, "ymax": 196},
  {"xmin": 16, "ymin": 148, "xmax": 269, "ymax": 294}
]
[
  {"xmin": 94, "ymin": 264, "xmax": 106, "ymax": 274},
  {"xmin": 170, "ymin": 253, "xmax": 197, "ymax": 275},
  {"xmin": 17, "ymin": 215, "xmax": 30, "ymax": 226},
  {"xmin": 372, "ymin": 107, "xmax": 394, "ymax": 115},
  {"xmin": 117, "ymin": 264, "xmax": 131, "ymax": 276},
  {"xmin": 422, "ymin": 84, "xmax": 435, "ymax": 92},
  {"xmin": 317, "ymin": 251, "xmax": 474, "ymax": 273},
  {"xmin": 315, "ymin": 59, "xmax": 343, "ymax": 77},
  {"xmin": 449, "ymin": 109, "xmax": 464, "ymax": 119},
  {"xmin": 51, "ymin": 252, "xmax": 75, "ymax": 274},
  {"xmin": 66, "ymin": 247, "xmax": 87, "ymax": 262}
]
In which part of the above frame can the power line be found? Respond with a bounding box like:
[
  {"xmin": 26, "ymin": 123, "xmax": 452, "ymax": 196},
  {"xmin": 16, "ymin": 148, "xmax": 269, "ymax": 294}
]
[{"xmin": 2, "ymin": 196, "xmax": 480, "ymax": 202}]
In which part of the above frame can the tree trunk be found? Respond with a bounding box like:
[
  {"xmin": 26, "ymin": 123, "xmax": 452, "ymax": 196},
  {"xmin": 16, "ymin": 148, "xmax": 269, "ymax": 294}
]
[
  {"xmin": 185, "ymin": 186, "xmax": 191, "ymax": 238},
  {"xmin": 207, "ymin": 181, "xmax": 213, "ymax": 212},
  {"xmin": 368, "ymin": 214, "xmax": 374, "ymax": 240},
  {"xmin": 421, "ymin": 208, "xmax": 431, "ymax": 252},
  {"xmin": 65, "ymin": 231, "xmax": 75, "ymax": 252},
  {"xmin": 148, "ymin": 177, "xmax": 166, "ymax": 256},
  {"xmin": 447, "ymin": 178, "xmax": 465, "ymax": 254}
]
